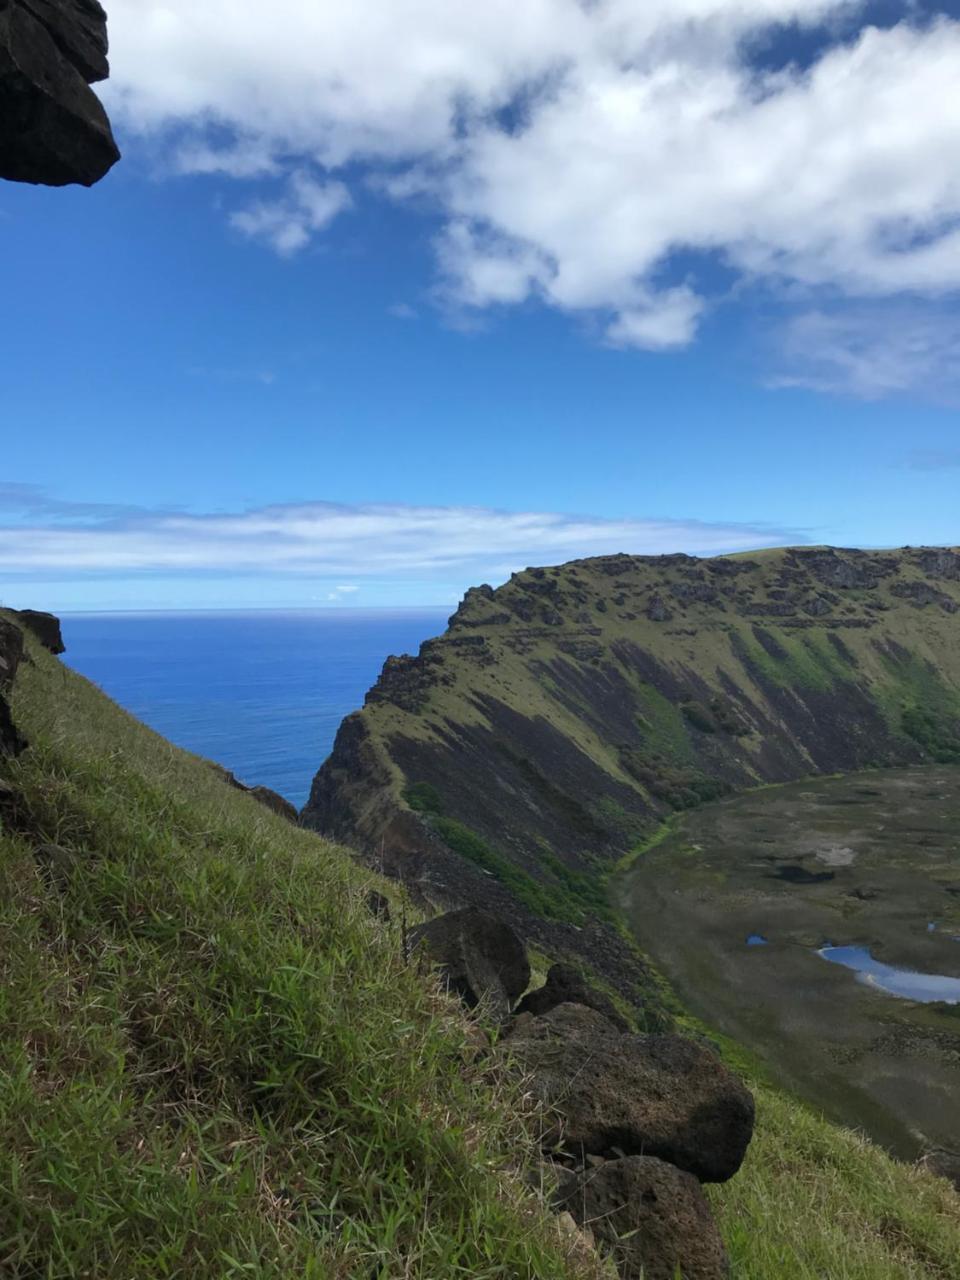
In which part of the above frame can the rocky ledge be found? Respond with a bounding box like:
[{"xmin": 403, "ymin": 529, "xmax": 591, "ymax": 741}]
[
  {"xmin": 1, "ymin": 0, "xmax": 120, "ymax": 186},
  {"xmin": 410, "ymin": 906, "xmax": 754, "ymax": 1279}
]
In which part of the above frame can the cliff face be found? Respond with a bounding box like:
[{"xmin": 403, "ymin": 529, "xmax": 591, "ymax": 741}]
[
  {"xmin": 303, "ymin": 547, "xmax": 960, "ymax": 993},
  {"xmin": 0, "ymin": 0, "xmax": 119, "ymax": 185}
]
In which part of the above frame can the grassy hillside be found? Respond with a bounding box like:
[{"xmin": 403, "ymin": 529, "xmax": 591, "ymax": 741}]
[
  {"xmin": 710, "ymin": 1054, "xmax": 960, "ymax": 1278},
  {"xmin": 0, "ymin": 620, "xmax": 604, "ymax": 1280},
  {"xmin": 2, "ymin": 618, "xmax": 959, "ymax": 1277}
]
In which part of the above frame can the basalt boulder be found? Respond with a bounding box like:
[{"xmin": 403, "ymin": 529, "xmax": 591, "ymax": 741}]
[
  {"xmin": 0, "ymin": 0, "xmax": 120, "ymax": 186},
  {"xmin": 248, "ymin": 785, "xmax": 300, "ymax": 825},
  {"xmin": 516, "ymin": 962, "xmax": 630, "ymax": 1032},
  {"xmin": 408, "ymin": 908, "xmax": 530, "ymax": 1021},
  {"xmin": 556, "ymin": 1155, "xmax": 730, "ymax": 1280},
  {"xmin": 14, "ymin": 608, "xmax": 65, "ymax": 654},
  {"xmin": 503, "ymin": 1003, "xmax": 754, "ymax": 1183},
  {"xmin": 0, "ymin": 618, "xmax": 25, "ymax": 757}
]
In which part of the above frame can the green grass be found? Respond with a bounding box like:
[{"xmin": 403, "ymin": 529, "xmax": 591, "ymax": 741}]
[
  {"xmin": 736, "ymin": 627, "xmax": 846, "ymax": 693},
  {"xmin": 711, "ymin": 1079, "xmax": 960, "ymax": 1278},
  {"xmin": 0, "ymin": 627, "xmax": 605, "ymax": 1280},
  {"xmin": 427, "ymin": 814, "xmax": 599, "ymax": 927},
  {"xmin": 5, "ymin": 620, "xmax": 960, "ymax": 1279}
]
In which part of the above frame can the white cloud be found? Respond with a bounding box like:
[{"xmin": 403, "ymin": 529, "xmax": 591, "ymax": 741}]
[
  {"xmin": 103, "ymin": 2, "xmax": 960, "ymax": 371},
  {"xmin": 230, "ymin": 171, "xmax": 351, "ymax": 255},
  {"xmin": 771, "ymin": 305, "xmax": 960, "ymax": 401},
  {"xmin": 0, "ymin": 497, "xmax": 798, "ymax": 578},
  {"xmin": 605, "ymin": 289, "xmax": 706, "ymax": 351}
]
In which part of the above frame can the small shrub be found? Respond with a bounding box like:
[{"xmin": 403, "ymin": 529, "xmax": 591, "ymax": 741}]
[{"xmin": 403, "ymin": 780, "xmax": 446, "ymax": 814}]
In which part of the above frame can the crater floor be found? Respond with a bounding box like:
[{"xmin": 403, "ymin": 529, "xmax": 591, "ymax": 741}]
[{"xmin": 616, "ymin": 766, "xmax": 960, "ymax": 1159}]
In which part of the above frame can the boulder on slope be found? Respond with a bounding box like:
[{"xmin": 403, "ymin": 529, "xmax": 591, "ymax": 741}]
[
  {"xmin": 0, "ymin": 0, "xmax": 120, "ymax": 186},
  {"xmin": 503, "ymin": 1002, "xmax": 754, "ymax": 1183},
  {"xmin": 556, "ymin": 1154, "xmax": 729, "ymax": 1280},
  {"xmin": 516, "ymin": 961, "xmax": 630, "ymax": 1031},
  {"xmin": 408, "ymin": 908, "xmax": 530, "ymax": 1021},
  {"xmin": 0, "ymin": 619, "xmax": 25, "ymax": 756}
]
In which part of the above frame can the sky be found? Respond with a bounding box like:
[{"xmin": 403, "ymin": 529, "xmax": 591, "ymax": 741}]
[{"xmin": 2, "ymin": 0, "xmax": 959, "ymax": 611}]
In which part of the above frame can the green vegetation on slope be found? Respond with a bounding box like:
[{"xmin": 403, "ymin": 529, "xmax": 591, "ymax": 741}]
[
  {"xmin": 405, "ymin": 783, "xmax": 611, "ymax": 925},
  {"xmin": 4, "ymin": 618, "xmax": 960, "ymax": 1279},
  {"xmin": 0, "ymin": 628, "xmax": 602, "ymax": 1280},
  {"xmin": 712, "ymin": 1075, "xmax": 960, "ymax": 1279}
]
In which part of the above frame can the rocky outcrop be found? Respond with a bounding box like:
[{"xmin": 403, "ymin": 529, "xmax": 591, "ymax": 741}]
[
  {"xmin": 556, "ymin": 1155, "xmax": 729, "ymax": 1279},
  {"xmin": 14, "ymin": 608, "xmax": 65, "ymax": 654},
  {"xmin": 0, "ymin": 617, "xmax": 26, "ymax": 757},
  {"xmin": 503, "ymin": 1002, "xmax": 754, "ymax": 1183},
  {"xmin": 208, "ymin": 763, "xmax": 300, "ymax": 824},
  {"xmin": 415, "ymin": 910, "xmax": 753, "ymax": 1278},
  {"xmin": 409, "ymin": 908, "xmax": 530, "ymax": 1022},
  {"xmin": 0, "ymin": 0, "xmax": 120, "ymax": 186},
  {"xmin": 247, "ymin": 785, "xmax": 299, "ymax": 825},
  {"xmin": 516, "ymin": 962, "xmax": 630, "ymax": 1032}
]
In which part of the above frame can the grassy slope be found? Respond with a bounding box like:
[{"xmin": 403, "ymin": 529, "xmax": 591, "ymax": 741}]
[
  {"xmin": 3, "ymin": 624, "xmax": 960, "ymax": 1279},
  {"xmin": 709, "ymin": 1046, "xmax": 960, "ymax": 1279},
  {"xmin": 0, "ymin": 625, "xmax": 604, "ymax": 1280}
]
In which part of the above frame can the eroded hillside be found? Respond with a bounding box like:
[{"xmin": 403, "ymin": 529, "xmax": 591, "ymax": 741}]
[{"xmin": 304, "ymin": 546, "xmax": 960, "ymax": 991}]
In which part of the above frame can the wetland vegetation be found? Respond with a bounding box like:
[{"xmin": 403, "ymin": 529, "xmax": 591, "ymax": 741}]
[{"xmin": 617, "ymin": 765, "xmax": 960, "ymax": 1160}]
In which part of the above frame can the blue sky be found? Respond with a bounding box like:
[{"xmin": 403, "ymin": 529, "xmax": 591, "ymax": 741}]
[{"xmin": 2, "ymin": 0, "xmax": 959, "ymax": 611}]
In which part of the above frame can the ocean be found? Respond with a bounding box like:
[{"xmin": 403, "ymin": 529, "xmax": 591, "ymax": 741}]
[{"xmin": 62, "ymin": 609, "xmax": 450, "ymax": 809}]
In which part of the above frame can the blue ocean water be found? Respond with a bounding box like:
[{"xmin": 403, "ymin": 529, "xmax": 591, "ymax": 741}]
[{"xmin": 63, "ymin": 609, "xmax": 449, "ymax": 809}]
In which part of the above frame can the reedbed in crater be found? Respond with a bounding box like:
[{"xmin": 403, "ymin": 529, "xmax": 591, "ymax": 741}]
[{"xmin": 617, "ymin": 765, "xmax": 960, "ymax": 1159}]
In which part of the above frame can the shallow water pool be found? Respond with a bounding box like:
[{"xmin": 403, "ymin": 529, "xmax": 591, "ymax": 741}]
[{"xmin": 818, "ymin": 945, "xmax": 960, "ymax": 1003}]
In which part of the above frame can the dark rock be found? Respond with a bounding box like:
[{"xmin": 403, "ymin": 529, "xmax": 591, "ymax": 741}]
[
  {"xmin": 556, "ymin": 1155, "xmax": 729, "ymax": 1280},
  {"xmin": 207, "ymin": 763, "xmax": 299, "ymax": 823},
  {"xmin": 502, "ymin": 1003, "xmax": 754, "ymax": 1182},
  {"xmin": 914, "ymin": 549, "xmax": 960, "ymax": 581},
  {"xmin": 918, "ymin": 1147, "xmax": 960, "ymax": 1191},
  {"xmin": 803, "ymin": 595, "xmax": 834, "ymax": 617},
  {"xmin": 669, "ymin": 582, "xmax": 719, "ymax": 605},
  {"xmin": 0, "ymin": 618, "xmax": 25, "ymax": 756},
  {"xmin": 409, "ymin": 908, "xmax": 531, "ymax": 1020},
  {"xmin": 517, "ymin": 962, "xmax": 630, "ymax": 1032},
  {"xmin": 0, "ymin": 618, "xmax": 24, "ymax": 688},
  {"xmin": 14, "ymin": 608, "xmax": 65, "ymax": 654},
  {"xmin": 365, "ymin": 889, "xmax": 391, "ymax": 922},
  {"xmin": 20, "ymin": 0, "xmax": 108, "ymax": 81},
  {"xmin": 0, "ymin": 694, "xmax": 24, "ymax": 757},
  {"xmin": 247, "ymin": 786, "xmax": 299, "ymax": 824},
  {"xmin": 0, "ymin": 0, "xmax": 119, "ymax": 186},
  {"xmin": 645, "ymin": 595, "xmax": 674, "ymax": 623},
  {"xmin": 789, "ymin": 548, "xmax": 892, "ymax": 590},
  {"xmin": 890, "ymin": 580, "xmax": 958, "ymax": 613}
]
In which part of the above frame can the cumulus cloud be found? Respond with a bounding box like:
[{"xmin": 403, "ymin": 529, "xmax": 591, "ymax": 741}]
[
  {"xmin": 230, "ymin": 171, "xmax": 351, "ymax": 255},
  {"xmin": 102, "ymin": 2, "xmax": 960, "ymax": 384},
  {"xmin": 0, "ymin": 494, "xmax": 798, "ymax": 578}
]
